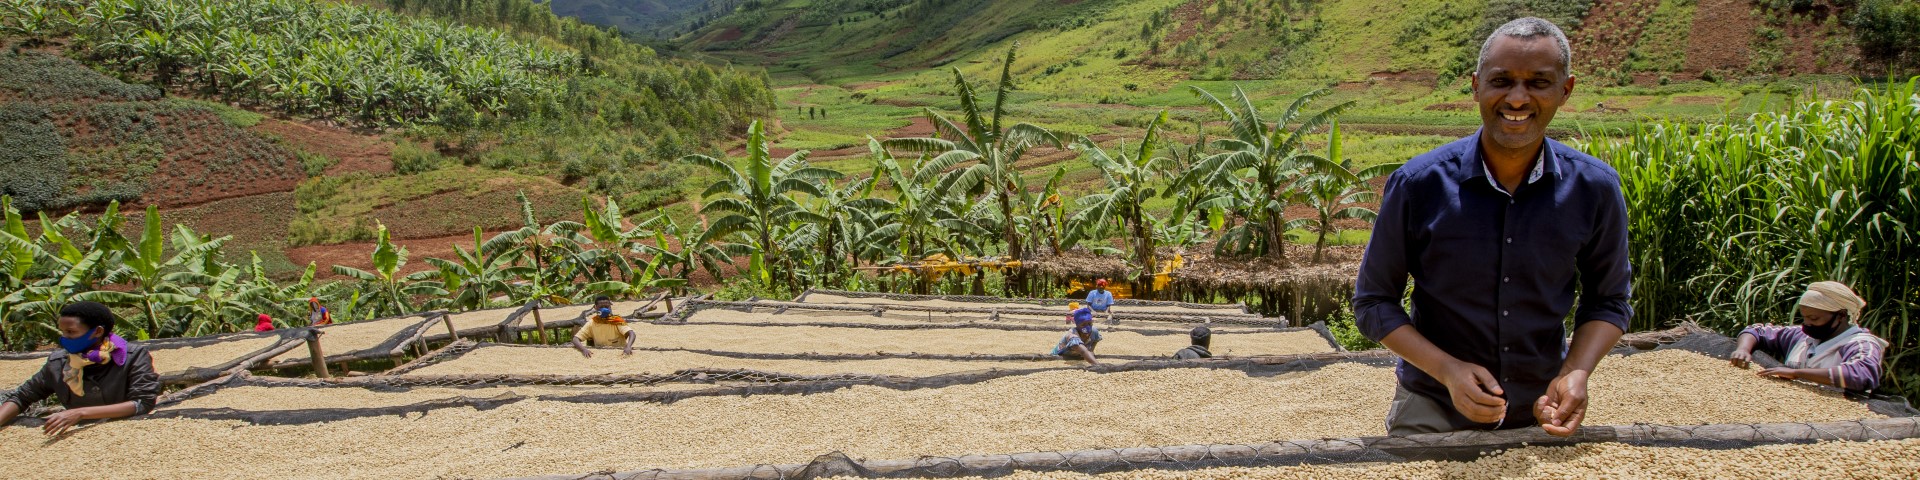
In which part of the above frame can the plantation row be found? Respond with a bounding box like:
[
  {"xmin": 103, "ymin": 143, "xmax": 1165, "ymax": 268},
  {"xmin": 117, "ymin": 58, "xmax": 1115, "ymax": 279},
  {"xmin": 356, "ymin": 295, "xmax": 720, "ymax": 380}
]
[{"xmin": 0, "ymin": 0, "xmax": 776, "ymax": 204}]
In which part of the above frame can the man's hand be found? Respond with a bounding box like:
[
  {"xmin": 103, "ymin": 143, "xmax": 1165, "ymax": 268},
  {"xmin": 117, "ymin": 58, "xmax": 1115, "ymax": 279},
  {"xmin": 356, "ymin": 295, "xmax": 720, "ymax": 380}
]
[
  {"xmin": 41, "ymin": 408, "xmax": 86, "ymax": 436},
  {"xmin": 1729, "ymin": 349, "xmax": 1753, "ymax": 368},
  {"xmin": 621, "ymin": 348, "xmax": 633, "ymax": 357},
  {"xmin": 1535, "ymin": 370, "xmax": 1589, "ymax": 437},
  {"xmin": 1438, "ymin": 361, "xmax": 1507, "ymax": 424},
  {"xmin": 1758, "ymin": 367, "xmax": 1799, "ymax": 380},
  {"xmin": 578, "ymin": 348, "xmax": 594, "ymax": 359}
]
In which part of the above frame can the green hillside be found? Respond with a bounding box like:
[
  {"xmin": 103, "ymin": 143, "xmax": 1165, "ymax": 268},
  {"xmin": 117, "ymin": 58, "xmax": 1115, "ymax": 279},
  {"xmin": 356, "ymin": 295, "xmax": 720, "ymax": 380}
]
[{"xmin": 545, "ymin": 0, "xmax": 734, "ymax": 38}]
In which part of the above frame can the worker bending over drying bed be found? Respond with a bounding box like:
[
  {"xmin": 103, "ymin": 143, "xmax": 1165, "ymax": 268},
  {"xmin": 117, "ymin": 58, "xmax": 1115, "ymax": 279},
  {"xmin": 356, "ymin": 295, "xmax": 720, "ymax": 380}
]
[
  {"xmin": 1174, "ymin": 327, "xmax": 1212, "ymax": 360},
  {"xmin": 0, "ymin": 302, "xmax": 161, "ymax": 436},
  {"xmin": 1052, "ymin": 303, "xmax": 1101, "ymax": 365},
  {"xmin": 571, "ymin": 295, "xmax": 636, "ymax": 358},
  {"xmin": 1729, "ymin": 281, "xmax": 1888, "ymax": 393}
]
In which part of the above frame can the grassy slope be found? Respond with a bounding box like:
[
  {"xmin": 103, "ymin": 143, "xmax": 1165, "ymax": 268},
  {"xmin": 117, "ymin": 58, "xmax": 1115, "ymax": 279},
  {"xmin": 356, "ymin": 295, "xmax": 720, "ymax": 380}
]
[{"xmin": 668, "ymin": 0, "xmax": 1844, "ymax": 221}]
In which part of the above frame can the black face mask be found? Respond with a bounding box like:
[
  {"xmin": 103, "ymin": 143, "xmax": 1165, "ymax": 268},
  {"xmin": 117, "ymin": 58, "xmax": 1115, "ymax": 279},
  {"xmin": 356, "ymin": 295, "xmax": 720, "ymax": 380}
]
[{"xmin": 1800, "ymin": 313, "xmax": 1849, "ymax": 341}]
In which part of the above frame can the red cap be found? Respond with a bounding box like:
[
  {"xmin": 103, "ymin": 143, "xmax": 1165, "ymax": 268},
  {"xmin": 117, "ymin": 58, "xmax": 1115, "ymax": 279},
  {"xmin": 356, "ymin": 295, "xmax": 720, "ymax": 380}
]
[
  {"xmin": 1095, "ymin": 278, "xmax": 1109, "ymax": 287},
  {"xmin": 257, "ymin": 314, "xmax": 271, "ymax": 323}
]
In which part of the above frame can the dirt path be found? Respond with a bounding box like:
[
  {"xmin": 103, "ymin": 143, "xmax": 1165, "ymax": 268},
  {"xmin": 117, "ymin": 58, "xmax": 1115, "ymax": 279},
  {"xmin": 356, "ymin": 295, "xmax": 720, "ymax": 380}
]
[{"xmin": 253, "ymin": 118, "xmax": 394, "ymax": 175}]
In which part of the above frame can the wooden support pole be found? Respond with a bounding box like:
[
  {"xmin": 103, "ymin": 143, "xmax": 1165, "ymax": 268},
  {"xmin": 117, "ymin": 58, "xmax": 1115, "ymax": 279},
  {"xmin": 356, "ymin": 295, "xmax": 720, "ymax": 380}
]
[
  {"xmin": 441, "ymin": 314, "xmax": 459, "ymax": 341},
  {"xmin": 304, "ymin": 329, "xmax": 330, "ymax": 378},
  {"xmin": 529, "ymin": 301, "xmax": 548, "ymax": 344},
  {"xmin": 414, "ymin": 326, "xmax": 430, "ymax": 356}
]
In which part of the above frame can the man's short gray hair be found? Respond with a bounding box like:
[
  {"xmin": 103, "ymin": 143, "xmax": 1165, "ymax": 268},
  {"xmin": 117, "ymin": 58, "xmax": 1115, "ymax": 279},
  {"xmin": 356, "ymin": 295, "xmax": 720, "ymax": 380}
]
[{"xmin": 1476, "ymin": 17, "xmax": 1572, "ymax": 75}]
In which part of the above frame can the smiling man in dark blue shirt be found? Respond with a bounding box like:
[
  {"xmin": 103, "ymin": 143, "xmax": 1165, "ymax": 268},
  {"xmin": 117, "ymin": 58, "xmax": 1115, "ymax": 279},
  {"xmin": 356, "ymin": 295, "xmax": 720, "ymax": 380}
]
[{"xmin": 1353, "ymin": 17, "xmax": 1632, "ymax": 437}]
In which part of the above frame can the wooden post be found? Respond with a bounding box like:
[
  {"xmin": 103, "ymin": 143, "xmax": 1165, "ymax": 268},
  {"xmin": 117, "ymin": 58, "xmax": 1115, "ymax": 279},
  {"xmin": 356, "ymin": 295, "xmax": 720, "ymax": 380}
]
[
  {"xmin": 663, "ymin": 296, "xmax": 673, "ymax": 313},
  {"xmin": 441, "ymin": 314, "xmax": 459, "ymax": 340},
  {"xmin": 304, "ymin": 329, "xmax": 330, "ymax": 378},
  {"xmin": 529, "ymin": 301, "xmax": 548, "ymax": 344},
  {"xmin": 414, "ymin": 325, "xmax": 430, "ymax": 356}
]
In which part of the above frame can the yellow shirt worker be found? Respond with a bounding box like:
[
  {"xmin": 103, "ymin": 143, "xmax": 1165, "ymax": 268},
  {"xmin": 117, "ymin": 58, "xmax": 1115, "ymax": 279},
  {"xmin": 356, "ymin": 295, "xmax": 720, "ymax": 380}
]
[{"xmin": 571, "ymin": 295, "xmax": 636, "ymax": 358}]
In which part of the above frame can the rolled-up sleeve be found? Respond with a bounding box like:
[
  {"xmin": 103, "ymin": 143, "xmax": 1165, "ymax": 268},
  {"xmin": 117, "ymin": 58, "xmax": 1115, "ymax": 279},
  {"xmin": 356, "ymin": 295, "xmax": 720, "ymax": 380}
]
[
  {"xmin": 1739, "ymin": 324, "xmax": 1802, "ymax": 354},
  {"xmin": 3, "ymin": 359, "xmax": 56, "ymax": 411},
  {"xmin": 1353, "ymin": 172, "xmax": 1413, "ymax": 342},
  {"xmin": 1572, "ymin": 174, "xmax": 1632, "ymax": 332},
  {"xmin": 126, "ymin": 348, "xmax": 160, "ymax": 415}
]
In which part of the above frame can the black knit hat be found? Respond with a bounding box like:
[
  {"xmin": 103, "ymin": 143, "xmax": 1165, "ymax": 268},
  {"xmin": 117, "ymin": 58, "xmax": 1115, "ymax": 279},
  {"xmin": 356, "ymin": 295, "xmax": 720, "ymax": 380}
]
[
  {"xmin": 60, "ymin": 301, "xmax": 118, "ymax": 333},
  {"xmin": 1190, "ymin": 326, "xmax": 1211, "ymax": 346}
]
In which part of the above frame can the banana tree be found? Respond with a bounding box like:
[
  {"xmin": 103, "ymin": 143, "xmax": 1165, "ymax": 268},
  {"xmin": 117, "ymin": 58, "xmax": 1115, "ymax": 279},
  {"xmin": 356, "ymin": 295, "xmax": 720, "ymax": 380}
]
[
  {"xmin": 1174, "ymin": 86, "xmax": 1354, "ymax": 262},
  {"xmin": 1071, "ymin": 110, "xmax": 1174, "ymax": 276},
  {"xmin": 796, "ymin": 176, "xmax": 894, "ymax": 285},
  {"xmin": 0, "ymin": 249, "xmax": 135, "ymax": 342},
  {"xmin": 426, "ymin": 227, "xmax": 534, "ymax": 311},
  {"xmin": 683, "ymin": 120, "xmax": 839, "ymax": 285},
  {"xmin": 884, "ymin": 46, "xmax": 1061, "ymax": 263},
  {"xmin": 330, "ymin": 223, "xmax": 445, "ymax": 317},
  {"xmin": 1296, "ymin": 121, "xmax": 1399, "ymax": 263},
  {"xmin": 107, "ymin": 205, "xmax": 227, "ymax": 337}
]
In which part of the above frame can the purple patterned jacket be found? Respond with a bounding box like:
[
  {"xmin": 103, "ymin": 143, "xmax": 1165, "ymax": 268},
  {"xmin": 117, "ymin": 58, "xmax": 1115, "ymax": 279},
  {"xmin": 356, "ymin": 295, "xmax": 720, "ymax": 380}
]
[{"xmin": 1740, "ymin": 324, "xmax": 1888, "ymax": 393}]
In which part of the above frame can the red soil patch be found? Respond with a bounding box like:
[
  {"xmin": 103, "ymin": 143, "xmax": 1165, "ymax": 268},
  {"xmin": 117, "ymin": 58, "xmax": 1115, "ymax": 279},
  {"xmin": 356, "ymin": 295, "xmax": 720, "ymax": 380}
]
[
  {"xmin": 56, "ymin": 108, "xmax": 302, "ymax": 209},
  {"xmin": 712, "ymin": 27, "xmax": 744, "ymax": 42},
  {"xmin": 1424, "ymin": 102, "xmax": 1474, "ymax": 111},
  {"xmin": 1672, "ymin": 95, "xmax": 1725, "ymax": 105},
  {"xmin": 1162, "ymin": 0, "xmax": 1209, "ymax": 48},
  {"xmin": 841, "ymin": 80, "xmax": 900, "ymax": 91},
  {"xmin": 1367, "ymin": 70, "xmax": 1441, "ymax": 84},
  {"xmin": 287, "ymin": 231, "xmax": 482, "ymax": 279},
  {"xmin": 1683, "ymin": 0, "xmax": 1759, "ymax": 74},
  {"xmin": 253, "ymin": 118, "xmax": 394, "ymax": 175},
  {"xmin": 885, "ymin": 116, "xmax": 936, "ymax": 139},
  {"xmin": 1571, "ymin": 0, "xmax": 1661, "ymax": 74}
]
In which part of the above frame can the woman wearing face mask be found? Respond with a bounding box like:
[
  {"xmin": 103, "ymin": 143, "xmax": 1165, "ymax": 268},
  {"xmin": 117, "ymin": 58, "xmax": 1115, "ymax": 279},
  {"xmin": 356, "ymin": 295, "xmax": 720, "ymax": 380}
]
[
  {"xmin": 0, "ymin": 302, "xmax": 160, "ymax": 435},
  {"xmin": 1729, "ymin": 281, "xmax": 1889, "ymax": 393},
  {"xmin": 570, "ymin": 295, "xmax": 635, "ymax": 358}
]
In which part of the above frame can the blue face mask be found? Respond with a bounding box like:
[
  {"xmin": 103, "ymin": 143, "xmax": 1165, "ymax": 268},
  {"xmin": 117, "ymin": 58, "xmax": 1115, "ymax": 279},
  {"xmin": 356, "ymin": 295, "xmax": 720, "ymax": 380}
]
[
  {"xmin": 58, "ymin": 327, "xmax": 99, "ymax": 354},
  {"xmin": 598, "ymin": 307, "xmax": 613, "ymax": 317}
]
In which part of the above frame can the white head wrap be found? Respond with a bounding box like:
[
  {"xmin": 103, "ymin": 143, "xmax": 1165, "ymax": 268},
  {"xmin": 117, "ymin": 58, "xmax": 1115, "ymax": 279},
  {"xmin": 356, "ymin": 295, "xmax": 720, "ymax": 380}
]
[{"xmin": 1798, "ymin": 281, "xmax": 1864, "ymax": 320}]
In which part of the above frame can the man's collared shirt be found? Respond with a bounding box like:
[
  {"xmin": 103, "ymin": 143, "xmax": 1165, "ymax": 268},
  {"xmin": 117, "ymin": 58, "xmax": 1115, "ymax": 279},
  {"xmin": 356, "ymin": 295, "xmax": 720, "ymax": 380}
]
[{"xmin": 1353, "ymin": 130, "xmax": 1633, "ymax": 431}]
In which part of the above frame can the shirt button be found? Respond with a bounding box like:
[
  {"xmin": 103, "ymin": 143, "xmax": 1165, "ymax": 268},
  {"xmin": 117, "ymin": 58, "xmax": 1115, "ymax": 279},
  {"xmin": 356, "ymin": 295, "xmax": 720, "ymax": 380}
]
[
  {"xmin": 1503, "ymin": 346, "xmax": 1511, "ymax": 352},
  {"xmin": 1505, "ymin": 237, "xmax": 1513, "ymax": 244},
  {"xmin": 1502, "ymin": 310, "xmax": 1510, "ymax": 316},
  {"xmin": 1502, "ymin": 276, "xmax": 1510, "ymax": 283}
]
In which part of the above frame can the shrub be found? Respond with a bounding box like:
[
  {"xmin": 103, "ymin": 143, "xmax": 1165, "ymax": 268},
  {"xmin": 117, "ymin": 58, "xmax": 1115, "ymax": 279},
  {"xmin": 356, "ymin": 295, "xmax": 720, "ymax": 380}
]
[
  {"xmin": 0, "ymin": 103, "xmax": 67, "ymax": 211},
  {"xmin": 300, "ymin": 151, "xmax": 338, "ymax": 177},
  {"xmin": 391, "ymin": 141, "xmax": 445, "ymax": 175}
]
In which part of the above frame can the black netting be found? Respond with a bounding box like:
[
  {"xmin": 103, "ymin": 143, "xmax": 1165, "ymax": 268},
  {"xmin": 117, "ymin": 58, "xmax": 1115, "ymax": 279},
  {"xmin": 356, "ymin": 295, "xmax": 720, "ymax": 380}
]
[
  {"xmin": 798, "ymin": 288, "xmax": 1253, "ymax": 313},
  {"xmin": 665, "ymin": 299, "xmax": 1282, "ymax": 328},
  {"xmin": 260, "ymin": 311, "xmax": 445, "ymax": 368},
  {"xmin": 517, "ymin": 417, "xmax": 1920, "ymax": 480}
]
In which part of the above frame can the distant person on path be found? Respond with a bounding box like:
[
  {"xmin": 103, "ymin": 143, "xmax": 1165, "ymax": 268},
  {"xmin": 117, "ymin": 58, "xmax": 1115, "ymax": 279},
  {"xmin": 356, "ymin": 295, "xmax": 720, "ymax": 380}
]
[
  {"xmin": 1052, "ymin": 302, "xmax": 1101, "ymax": 365},
  {"xmin": 572, "ymin": 295, "xmax": 636, "ymax": 358},
  {"xmin": 0, "ymin": 302, "xmax": 161, "ymax": 435},
  {"xmin": 1352, "ymin": 17, "xmax": 1632, "ymax": 438},
  {"xmin": 307, "ymin": 297, "xmax": 332, "ymax": 326},
  {"xmin": 1085, "ymin": 278, "xmax": 1116, "ymax": 324},
  {"xmin": 253, "ymin": 313, "xmax": 275, "ymax": 332},
  {"xmin": 1729, "ymin": 281, "xmax": 1888, "ymax": 393},
  {"xmin": 1174, "ymin": 327, "xmax": 1212, "ymax": 360}
]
